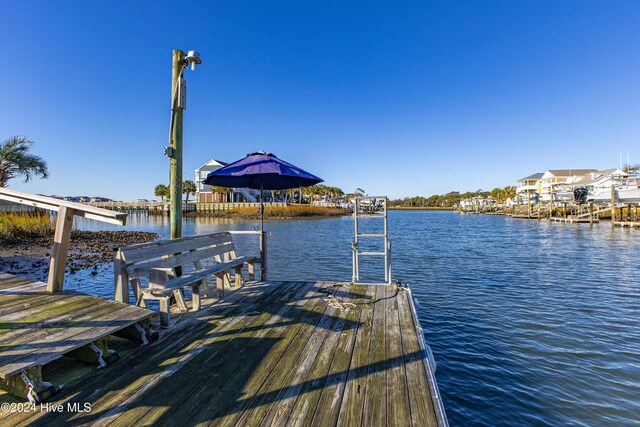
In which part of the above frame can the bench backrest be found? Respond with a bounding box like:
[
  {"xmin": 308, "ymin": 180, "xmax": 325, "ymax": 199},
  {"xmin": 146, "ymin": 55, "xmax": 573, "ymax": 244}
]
[{"xmin": 117, "ymin": 232, "xmax": 238, "ymax": 279}]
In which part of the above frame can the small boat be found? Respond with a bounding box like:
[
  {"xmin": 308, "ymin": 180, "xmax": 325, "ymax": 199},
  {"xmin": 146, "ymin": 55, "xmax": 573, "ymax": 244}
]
[{"xmin": 587, "ymin": 176, "xmax": 640, "ymax": 203}]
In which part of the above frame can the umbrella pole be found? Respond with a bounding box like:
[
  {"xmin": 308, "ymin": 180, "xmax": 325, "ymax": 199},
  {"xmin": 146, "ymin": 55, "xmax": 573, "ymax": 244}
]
[{"xmin": 260, "ymin": 182, "xmax": 267, "ymax": 281}]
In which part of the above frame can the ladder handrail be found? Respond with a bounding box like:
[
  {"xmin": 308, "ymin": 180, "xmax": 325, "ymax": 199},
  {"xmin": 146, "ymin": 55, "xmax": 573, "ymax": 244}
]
[{"xmin": 352, "ymin": 196, "xmax": 391, "ymax": 284}]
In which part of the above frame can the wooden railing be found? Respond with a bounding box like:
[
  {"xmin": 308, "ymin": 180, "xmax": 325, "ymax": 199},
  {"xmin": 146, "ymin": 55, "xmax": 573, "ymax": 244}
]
[
  {"xmin": 87, "ymin": 201, "xmax": 168, "ymax": 210},
  {"xmin": 0, "ymin": 188, "xmax": 126, "ymax": 293}
]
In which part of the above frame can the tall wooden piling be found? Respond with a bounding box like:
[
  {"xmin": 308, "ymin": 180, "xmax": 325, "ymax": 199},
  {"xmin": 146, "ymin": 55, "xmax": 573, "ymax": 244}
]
[
  {"xmin": 610, "ymin": 184, "xmax": 616, "ymax": 226},
  {"xmin": 170, "ymin": 50, "xmax": 185, "ymax": 240}
]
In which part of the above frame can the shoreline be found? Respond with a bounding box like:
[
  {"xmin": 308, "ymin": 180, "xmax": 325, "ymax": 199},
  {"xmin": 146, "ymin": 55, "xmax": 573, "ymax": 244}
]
[{"xmin": 0, "ymin": 230, "xmax": 157, "ymax": 282}]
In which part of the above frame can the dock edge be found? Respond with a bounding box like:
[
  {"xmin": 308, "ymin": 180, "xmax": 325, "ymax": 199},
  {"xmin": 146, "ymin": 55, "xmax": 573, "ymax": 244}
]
[{"xmin": 406, "ymin": 286, "xmax": 449, "ymax": 427}]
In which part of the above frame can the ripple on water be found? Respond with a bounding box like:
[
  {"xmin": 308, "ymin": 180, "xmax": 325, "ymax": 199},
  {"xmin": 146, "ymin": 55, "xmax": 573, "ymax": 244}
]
[{"xmin": 66, "ymin": 211, "xmax": 640, "ymax": 426}]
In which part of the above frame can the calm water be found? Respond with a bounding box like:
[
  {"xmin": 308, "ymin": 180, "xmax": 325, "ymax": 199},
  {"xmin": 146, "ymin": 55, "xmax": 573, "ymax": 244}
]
[{"xmin": 67, "ymin": 211, "xmax": 640, "ymax": 426}]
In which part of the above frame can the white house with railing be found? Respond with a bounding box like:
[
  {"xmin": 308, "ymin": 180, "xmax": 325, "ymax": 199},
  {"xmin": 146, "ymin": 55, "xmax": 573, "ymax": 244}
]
[
  {"xmin": 539, "ymin": 169, "xmax": 597, "ymax": 201},
  {"xmin": 516, "ymin": 172, "xmax": 543, "ymax": 196},
  {"xmin": 195, "ymin": 159, "xmax": 260, "ymax": 203}
]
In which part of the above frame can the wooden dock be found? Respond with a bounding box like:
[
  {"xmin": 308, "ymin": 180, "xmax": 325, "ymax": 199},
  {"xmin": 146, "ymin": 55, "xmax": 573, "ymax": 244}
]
[
  {"xmin": 512, "ymin": 214, "xmax": 541, "ymax": 220},
  {"xmin": 0, "ymin": 272, "xmax": 155, "ymax": 403},
  {"xmin": 0, "ymin": 279, "xmax": 443, "ymax": 426},
  {"xmin": 613, "ymin": 220, "xmax": 640, "ymax": 228},
  {"xmin": 550, "ymin": 217, "xmax": 599, "ymax": 224}
]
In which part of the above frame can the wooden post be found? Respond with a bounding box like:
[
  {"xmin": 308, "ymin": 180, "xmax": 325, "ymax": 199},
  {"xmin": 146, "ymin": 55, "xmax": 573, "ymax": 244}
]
[
  {"xmin": 549, "ymin": 197, "xmax": 553, "ymax": 221},
  {"xmin": 170, "ymin": 50, "xmax": 185, "ymax": 240},
  {"xmin": 527, "ymin": 191, "xmax": 531, "ymax": 217},
  {"xmin": 47, "ymin": 206, "xmax": 75, "ymax": 292},
  {"xmin": 260, "ymin": 230, "xmax": 267, "ymax": 281},
  {"xmin": 114, "ymin": 249, "xmax": 129, "ymax": 303},
  {"xmin": 610, "ymin": 184, "xmax": 616, "ymax": 225},
  {"xmin": 589, "ymin": 202, "xmax": 593, "ymax": 224}
]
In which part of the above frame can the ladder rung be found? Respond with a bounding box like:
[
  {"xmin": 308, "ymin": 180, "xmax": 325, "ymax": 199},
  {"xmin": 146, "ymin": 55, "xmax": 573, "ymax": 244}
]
[
  {"xmin": 355, "ymin": 214, "xmax": 384, "ymax": 218},
  {"xmin": 357, "ymin": 233, "xmax": 385, "ymax": 237},
  {"xmin": 358, "ymin": 251, "xmax": 387, "ymax": 256}
]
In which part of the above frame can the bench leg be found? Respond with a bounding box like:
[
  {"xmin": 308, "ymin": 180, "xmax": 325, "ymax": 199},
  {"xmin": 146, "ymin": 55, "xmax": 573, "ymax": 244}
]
[
  {"xmin": 191, "ymin": 285, "xmax": 201, "ymax": 311},
  {"xmin": 194, "ymin": 260, "xmax": 213, "ymax": 298},
  {"xmin": 159, "ymin": 296, "xmax": 171, "ymax": 327},
  {"xmin": 201, "ymin": 278, "xmax": 214, "ymax": 298},
  {"xmin": 215, "ymin": 273, "xmax": 225, "ymax": 298},
  {"xmin": 173, "ymin": 289, "xmax": 188, "ymax": 311},
  {"xmin": 234, "ymin": 266, "xmax": 243, "ymax": 288},
  {"xmin": 136, "ymin": 290, "xmax": 147, "ymax": 308},
  {"xmin": 247, "ymin": 262, "xmax": 255, "ymax": 280},
  {"xmin": 131, "ymin": 277, "xmax": 142, "ymax": 305},
  {"xmin": 65, "ymin": 337, "xmax": 120, "ymax": 369}
]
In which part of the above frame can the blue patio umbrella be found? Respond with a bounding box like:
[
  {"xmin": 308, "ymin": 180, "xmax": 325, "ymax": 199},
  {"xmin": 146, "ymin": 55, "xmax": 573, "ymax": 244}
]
[{"xmin": 204, "ymin": 151, "xmax": 323, "ymax": 278}]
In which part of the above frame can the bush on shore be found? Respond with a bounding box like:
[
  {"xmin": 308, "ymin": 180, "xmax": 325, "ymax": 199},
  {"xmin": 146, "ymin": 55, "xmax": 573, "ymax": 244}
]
[{"xmin": 0, "ymin": 211, "xmax": 53, "ymax": 241}]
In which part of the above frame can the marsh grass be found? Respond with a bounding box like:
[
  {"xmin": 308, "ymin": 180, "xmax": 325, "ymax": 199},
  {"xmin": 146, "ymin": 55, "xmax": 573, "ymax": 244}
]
[
  {"xmin": 0, "ymin": 211, "xmax": 53, "ymax": 241},
  {"xmin": 212, "ymin": 204, "xmax": 350, "ymax": 218}
]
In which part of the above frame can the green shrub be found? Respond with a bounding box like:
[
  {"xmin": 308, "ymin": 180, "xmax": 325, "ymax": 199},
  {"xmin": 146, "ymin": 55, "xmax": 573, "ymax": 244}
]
[{"xmin": 0, "ymin": 211, "xmax": 53, "ymax": 241}]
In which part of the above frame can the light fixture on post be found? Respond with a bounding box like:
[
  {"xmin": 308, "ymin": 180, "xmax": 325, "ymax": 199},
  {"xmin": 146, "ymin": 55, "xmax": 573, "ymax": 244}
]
[
  {"xmin": 168, "ymin": 49, "xmax": 202, "ymax": 241},
  {"xmin": 185, "ymin": 50, "xmax": 202, "ymax": 71}
]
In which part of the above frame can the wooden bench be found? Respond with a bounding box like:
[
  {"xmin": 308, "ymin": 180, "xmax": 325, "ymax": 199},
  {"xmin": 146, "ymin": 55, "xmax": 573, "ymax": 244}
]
[{"xmin": 114, "ymin": 232, "xmax": 261, "ymax": 327}]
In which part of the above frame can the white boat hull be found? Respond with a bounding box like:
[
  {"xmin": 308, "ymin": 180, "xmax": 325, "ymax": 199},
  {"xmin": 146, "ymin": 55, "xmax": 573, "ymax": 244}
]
[{"xmin": 588, "ymin": 188, "xmax": 640, "ymax": 204}]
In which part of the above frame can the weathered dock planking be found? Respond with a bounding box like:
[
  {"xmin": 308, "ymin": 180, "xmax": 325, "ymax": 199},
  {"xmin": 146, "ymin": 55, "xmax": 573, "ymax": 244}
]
[
  {"xmin": 0, "ymin": 272, "xmax": 155, "ymax": 403},
  {"xmin": 0, "ymin": 279, "xmax": 442, "ymax": 426}
]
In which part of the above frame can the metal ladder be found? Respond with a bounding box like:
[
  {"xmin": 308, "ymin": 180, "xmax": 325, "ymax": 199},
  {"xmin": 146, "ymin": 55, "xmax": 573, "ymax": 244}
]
[{"xmin": 351, "ymin": 196, "xmax": 392, "ymax": 284}]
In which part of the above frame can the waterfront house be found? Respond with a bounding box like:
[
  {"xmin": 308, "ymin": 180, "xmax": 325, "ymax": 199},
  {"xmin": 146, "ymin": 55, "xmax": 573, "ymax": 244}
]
[
  {"xmin": 195, "ymin": 159, "xmax": 260, "ymax": 203},
  {"xmin": 572, "ymin": 168, "xmax": 627, "ymax": 192},
  {"xmin": 516, "ymin": 172, "xmax": 543, "ymax": 196},
  {"xmin": 540, "ymin": 169, "xmax": 597, "ymax": 201}
]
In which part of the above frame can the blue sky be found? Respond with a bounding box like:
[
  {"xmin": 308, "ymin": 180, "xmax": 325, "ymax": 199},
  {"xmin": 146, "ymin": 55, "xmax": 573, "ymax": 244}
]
[{"xmin": 1, "ymin": 1, "xmax": 639, "ymax": 200}]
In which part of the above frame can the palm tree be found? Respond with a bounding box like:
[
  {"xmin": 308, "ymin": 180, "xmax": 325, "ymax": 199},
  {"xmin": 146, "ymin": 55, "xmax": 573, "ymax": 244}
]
[
  {"xmin": 490, "ymin": 187, "xmax": 502, "ymax": 202},
  {"xmin": 155, "ymin": 184, "xmax": 168, "ymax": 202},
  {"xmin": 0, "ymin": 136, "xmax": 49, "ymax": 187},
  {"xmin": 183, "ymin": 180, "xmax": 197, "ymax": 203},
  {"xmin": 503, "ymin": 186, "xmax": 516, "ymax": 201},
  {"xmin": 209, "ymin": 185, "xmax": 231, "ymax": 202}
]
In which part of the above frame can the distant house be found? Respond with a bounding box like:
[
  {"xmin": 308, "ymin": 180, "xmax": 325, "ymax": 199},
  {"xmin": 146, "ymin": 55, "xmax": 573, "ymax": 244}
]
[
  {"xmin": 516, "ymin": 172, "xmax": 543, "ymax": 196},
  {"xmin": 540, "ymin": 169, "xmax": 597, "ymax": 200},
  {"xmin": 195, "ymin": 159, "xmax": 260, "ymax": 203},
  {"xmin": 572, "ymin": 168, "xmax": 627, "ymax": 192}
]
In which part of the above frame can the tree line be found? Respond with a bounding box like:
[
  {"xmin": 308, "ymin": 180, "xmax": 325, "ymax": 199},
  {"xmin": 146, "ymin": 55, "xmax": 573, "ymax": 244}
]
[
  {"xmin": 389, "ymin": 186, "xmax": 516, "ymax": 207},
  {"xmin": 154, "ymin": 181, "xmax": 197, "ymax": 203}
]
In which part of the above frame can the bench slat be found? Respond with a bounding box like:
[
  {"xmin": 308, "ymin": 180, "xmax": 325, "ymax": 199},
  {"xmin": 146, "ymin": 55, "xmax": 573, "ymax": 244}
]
[
  {"xmin": 121, "ymin": 233, "xmax": 232, "ymax": 265},
  {"xmin": 128, "ymin": 242, "xmax": 235, "ymax": 277},
  {"xmin": 159, "ymin": 257, "xmax": 259, "ymax": 292}
]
